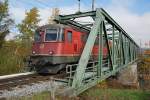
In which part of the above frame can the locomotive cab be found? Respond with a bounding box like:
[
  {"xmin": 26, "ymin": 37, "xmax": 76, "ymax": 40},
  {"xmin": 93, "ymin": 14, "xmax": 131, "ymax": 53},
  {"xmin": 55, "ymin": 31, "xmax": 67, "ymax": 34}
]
[
  {"xmin": 34, "ymin": 27, "xmax": 64, "ymax": 43},
  {"xmin": 30, "ymin": 25, "xmax": 66, "ymax": 73},
  {"xmin": 32, "ymin": 25, "xmax": 64, "ymax": 55}
]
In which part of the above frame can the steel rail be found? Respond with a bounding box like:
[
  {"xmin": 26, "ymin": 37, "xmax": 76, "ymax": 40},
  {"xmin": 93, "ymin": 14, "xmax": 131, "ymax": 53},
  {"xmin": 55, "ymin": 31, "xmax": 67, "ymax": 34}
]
[{"xmin": 0, "ymin": 72, "xmax": 35, "ymax": 80}]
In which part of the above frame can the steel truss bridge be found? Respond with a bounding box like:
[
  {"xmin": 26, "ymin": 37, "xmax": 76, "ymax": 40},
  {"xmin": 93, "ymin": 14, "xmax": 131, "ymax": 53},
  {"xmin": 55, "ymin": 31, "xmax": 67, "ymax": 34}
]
[{"xmin": 53, "ymin": 8, "xmax": 139, "ymax": 96}]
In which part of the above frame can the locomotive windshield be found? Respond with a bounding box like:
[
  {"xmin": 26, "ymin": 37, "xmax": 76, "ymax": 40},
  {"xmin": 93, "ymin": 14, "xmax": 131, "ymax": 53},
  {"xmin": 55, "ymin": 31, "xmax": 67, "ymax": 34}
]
[{"xmin": 45, "ymin": 29, "xmax": 58, "ymax": 41}]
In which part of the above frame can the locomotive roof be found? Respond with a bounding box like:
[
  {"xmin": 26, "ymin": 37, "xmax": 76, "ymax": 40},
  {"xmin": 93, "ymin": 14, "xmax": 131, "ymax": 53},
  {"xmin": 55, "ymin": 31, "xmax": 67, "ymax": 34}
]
[
  {"xmin": 37, "ymin": 24, "xmax": 89, "ymax": 33},
  {"xmin": 37, "ymin": 24, "xmax": 71, "ymax": 29}
]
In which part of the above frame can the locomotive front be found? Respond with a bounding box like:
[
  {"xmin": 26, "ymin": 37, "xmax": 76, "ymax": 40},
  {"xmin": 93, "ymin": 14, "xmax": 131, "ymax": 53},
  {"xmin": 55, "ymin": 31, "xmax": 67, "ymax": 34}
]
[{"xmin": 28, "ymin": 24, "xmax": 65, "ymax": 73}]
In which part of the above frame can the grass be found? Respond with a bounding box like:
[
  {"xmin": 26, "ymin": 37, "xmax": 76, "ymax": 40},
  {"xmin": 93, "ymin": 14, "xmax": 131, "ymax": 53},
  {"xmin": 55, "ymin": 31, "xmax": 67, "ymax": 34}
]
[
  {"xmin": 10, "ymin": 88, "xmax": 150, "ymax": 100},
  {"xmin": 14, "ymin": 92, "xmax": 51, "ymax": 100},
  {"xmin": 80, "ymin": 88, "xmax": 150, "ymax": 100},
  {"xmin": 5, "ymin": 92, "xmax": 50, "ymax": 100}
]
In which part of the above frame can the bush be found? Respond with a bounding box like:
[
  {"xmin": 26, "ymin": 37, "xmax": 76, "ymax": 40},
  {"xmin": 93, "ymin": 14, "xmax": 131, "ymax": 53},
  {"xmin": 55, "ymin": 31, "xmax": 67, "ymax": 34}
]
[{"xmin": 0, "ymin": 40, "xmax": 31, "ymax": 75}]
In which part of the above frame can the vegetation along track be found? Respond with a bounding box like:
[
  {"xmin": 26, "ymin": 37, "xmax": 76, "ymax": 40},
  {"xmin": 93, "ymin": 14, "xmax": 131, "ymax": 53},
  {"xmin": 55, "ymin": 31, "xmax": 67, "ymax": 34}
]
[{"xmin": 0, "ymin": 72, "xmax": 66, "ymax": 91}]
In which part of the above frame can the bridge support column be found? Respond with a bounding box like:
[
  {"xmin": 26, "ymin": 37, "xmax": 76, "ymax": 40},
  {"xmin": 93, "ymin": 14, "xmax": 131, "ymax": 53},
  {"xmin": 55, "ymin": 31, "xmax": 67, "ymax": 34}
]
[{"xmin": 117, "ymin": 63, "xmax": 138, "ymax": 87}]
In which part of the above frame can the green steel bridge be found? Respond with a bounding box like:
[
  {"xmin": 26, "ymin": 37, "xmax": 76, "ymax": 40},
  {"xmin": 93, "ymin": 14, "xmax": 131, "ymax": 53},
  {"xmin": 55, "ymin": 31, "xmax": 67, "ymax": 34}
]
[{"xmin": 53, "ymin": 8, "xmax": 139, "ymax": 96}]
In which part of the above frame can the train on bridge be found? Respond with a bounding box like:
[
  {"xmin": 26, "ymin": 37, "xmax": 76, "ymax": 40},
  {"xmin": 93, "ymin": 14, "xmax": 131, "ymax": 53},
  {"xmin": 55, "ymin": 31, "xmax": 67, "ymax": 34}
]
[
  {"xmin": 28, "ymin": 24, "xmax": 110, "ymax": 74},
  {"xmin": 25, "ymin": 8, "xmax": 139, "ymax": 95}
]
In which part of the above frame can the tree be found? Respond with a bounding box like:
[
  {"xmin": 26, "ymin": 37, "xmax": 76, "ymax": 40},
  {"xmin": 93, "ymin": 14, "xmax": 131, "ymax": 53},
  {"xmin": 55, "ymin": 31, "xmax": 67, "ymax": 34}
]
[
  {"xmin": 18, "ymin": 7, "xmax": 40, "ymax": 40},
  {"xmin": 0, "ymin": 0, "xmax": 14, "ymax": 48},
  {"xmin": 48, "ymin": 8, "xmax": 60, "ymax": 24}
]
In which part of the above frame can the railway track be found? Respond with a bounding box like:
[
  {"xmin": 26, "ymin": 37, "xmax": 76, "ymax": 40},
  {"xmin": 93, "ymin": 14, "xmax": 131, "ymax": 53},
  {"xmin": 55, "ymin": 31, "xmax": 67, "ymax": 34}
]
[{"xmin": 0, "ymin": 72, "xmax": 67, "ymax": 91}]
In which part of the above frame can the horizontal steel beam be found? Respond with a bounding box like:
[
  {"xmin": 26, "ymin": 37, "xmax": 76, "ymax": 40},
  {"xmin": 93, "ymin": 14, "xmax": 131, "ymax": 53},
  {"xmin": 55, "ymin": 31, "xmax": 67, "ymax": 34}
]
[{"xmin": 55, "ymin": 11, "xmax": 96, "ymax": 20}]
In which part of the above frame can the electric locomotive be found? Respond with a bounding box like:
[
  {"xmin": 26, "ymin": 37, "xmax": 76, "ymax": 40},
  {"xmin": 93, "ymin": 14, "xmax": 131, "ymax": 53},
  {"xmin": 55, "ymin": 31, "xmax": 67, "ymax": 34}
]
[{"xmin": 28, "ymin": 24, "xmax": 108, "ymax": 74}]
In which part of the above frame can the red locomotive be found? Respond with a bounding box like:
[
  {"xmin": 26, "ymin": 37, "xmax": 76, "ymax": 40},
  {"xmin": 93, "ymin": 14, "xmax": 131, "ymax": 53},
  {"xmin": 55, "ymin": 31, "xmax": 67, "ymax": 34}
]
[{"xmin": 28, "ymin": 24, "xmax": 108, "ymax": 74}]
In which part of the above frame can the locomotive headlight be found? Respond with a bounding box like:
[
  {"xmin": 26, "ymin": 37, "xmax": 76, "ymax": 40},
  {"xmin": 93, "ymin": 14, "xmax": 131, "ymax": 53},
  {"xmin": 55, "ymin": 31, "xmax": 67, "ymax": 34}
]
[
  {"xmin": 32, "ymin": 51, "xmax": 36, "ymax": 54},
  {"xmin": 49, "ymin": 51, "xmax": 53, "ymax": 55}
]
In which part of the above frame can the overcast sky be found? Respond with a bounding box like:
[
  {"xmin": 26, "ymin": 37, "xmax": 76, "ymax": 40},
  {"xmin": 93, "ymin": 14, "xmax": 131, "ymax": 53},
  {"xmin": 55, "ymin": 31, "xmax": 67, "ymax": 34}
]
[{"xmin": 7, "ymin": 0, "xmax": 150, "ymax": 47}]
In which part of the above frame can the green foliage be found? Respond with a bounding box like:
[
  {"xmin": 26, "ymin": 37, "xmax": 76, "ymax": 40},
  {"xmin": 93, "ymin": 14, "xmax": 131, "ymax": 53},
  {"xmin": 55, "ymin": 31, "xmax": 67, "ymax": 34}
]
[
  {"xmin": 0, "ymin": 0, "xmax": 14, "ymax": 48},
  {"xmin": 0, "ymin": 41, "xmax": 30, "ymax": 75},
  {"xmin": 17, "ymin": 7, "xmax": 40, "ymax": 40},
  {"xmin": 0, "ymin": 0, "xmax": 8, "ymax": 21},
  {"xmin": 0, "ymin": 7, "xmax": 41, "ymax": 75}
]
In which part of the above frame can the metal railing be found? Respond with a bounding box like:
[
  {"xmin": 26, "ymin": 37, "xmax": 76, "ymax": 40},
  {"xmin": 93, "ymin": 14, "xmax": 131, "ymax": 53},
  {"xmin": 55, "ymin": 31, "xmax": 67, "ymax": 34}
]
[{"xmin": 65, "ymin": 57, "xmax": 111, "ymax": 86}]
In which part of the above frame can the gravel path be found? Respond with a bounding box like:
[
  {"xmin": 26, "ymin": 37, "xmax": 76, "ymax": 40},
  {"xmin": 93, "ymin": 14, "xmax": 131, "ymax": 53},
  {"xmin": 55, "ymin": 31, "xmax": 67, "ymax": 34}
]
[{"xmin": 0, "ymin": 79, "xmax": 66, "ymax": 99}]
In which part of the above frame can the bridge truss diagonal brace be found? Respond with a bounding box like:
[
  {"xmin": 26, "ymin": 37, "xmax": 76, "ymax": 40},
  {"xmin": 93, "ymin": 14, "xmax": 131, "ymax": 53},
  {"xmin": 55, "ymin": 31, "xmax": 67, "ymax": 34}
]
[{"xmin": 72, "ymin": 9, "xmax": 104, "ymax": 89}]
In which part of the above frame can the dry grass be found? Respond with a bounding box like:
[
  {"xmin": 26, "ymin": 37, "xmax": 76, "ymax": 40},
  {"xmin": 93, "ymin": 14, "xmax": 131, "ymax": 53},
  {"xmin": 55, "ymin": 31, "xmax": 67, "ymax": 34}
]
[
  {"xmin": 0, "ymin": 41, "xmax": 30, "ymax": 75},
  {"xmin": 137, "ymin": 56, "xmax": 150, "ymax": 90}
]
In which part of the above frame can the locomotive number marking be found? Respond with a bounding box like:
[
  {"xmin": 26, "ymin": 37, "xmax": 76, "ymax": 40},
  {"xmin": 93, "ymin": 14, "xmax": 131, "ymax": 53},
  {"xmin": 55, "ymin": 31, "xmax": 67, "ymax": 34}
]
[{"xmin": 40, "ymin": 44, "xmax": 44, "ymax": 49}]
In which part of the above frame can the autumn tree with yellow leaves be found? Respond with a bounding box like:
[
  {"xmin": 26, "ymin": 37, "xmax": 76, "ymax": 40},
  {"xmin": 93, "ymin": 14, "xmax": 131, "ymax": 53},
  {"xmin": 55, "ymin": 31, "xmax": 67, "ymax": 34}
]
[
  {"xmin": 48, "ymin": 8, "xmax": 60, "ymax": 24},
  {"xmin": 18, "ymin": 7, "xmax": 40, "ymax": 41},
  {"xmin": 0, "ymin": 0, "xmax": 13, "ymax": 48}
]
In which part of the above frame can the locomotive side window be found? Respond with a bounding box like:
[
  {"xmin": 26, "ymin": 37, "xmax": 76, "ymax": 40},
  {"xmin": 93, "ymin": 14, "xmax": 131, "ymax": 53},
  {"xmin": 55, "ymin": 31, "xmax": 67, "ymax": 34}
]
[
  {"xmin": 45, "ymin": 29, "xmax": 57, "ymax": 41},
  {"xmin": 67, "ymin": 31, "xmax": 72, "ymax": 43}
]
